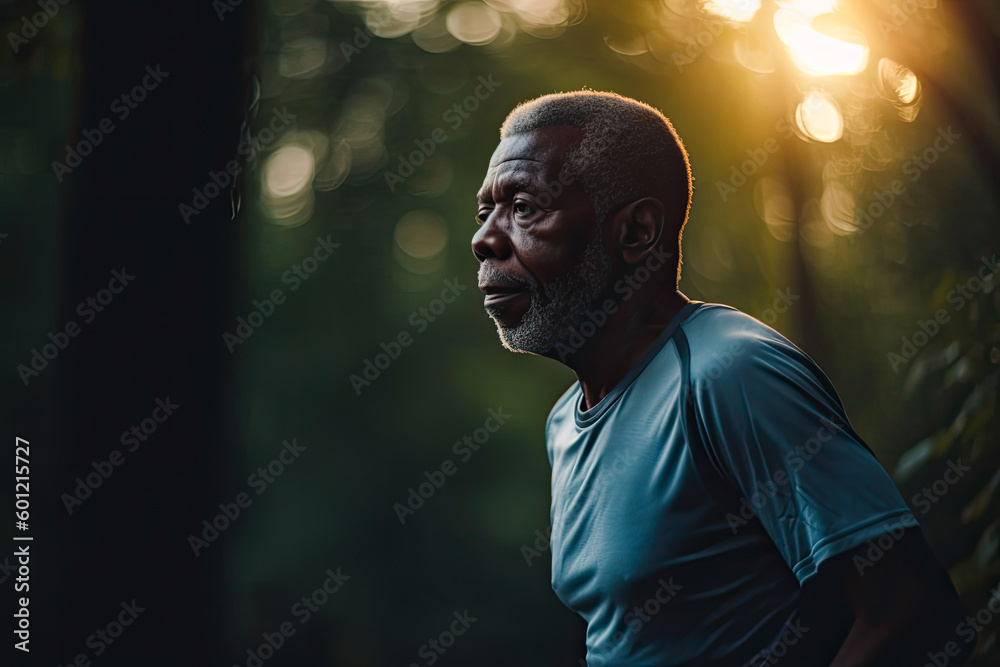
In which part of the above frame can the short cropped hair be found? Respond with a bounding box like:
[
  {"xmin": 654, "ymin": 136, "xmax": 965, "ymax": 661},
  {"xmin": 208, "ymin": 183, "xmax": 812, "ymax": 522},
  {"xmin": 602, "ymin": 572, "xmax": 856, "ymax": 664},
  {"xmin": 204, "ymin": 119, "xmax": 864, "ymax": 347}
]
[{"xmin": 501, "ymin": 91, "xmax": 692, "ymax": 281}]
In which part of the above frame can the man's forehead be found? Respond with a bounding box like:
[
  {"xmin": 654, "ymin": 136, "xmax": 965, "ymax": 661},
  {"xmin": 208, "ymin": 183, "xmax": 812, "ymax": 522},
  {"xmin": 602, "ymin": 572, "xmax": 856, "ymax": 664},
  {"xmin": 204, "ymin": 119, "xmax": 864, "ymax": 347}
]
[{"xmin": 487, "ymin": 125, "xmax": 583, "ymax": 168}]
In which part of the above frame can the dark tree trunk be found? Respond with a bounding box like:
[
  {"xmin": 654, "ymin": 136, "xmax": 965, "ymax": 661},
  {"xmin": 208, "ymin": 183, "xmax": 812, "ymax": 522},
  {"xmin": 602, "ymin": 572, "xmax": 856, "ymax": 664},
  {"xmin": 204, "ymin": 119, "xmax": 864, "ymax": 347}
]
[{"xmin": 36, "ymin": 1, "xmax": 253, "ymax": 663}]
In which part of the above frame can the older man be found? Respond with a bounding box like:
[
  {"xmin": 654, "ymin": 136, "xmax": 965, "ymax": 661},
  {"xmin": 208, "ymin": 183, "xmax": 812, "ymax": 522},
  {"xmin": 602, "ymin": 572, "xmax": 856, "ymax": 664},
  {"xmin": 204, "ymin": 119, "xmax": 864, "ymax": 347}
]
[{"xmin": 472, "ymin": 91, "xmax": 970, "ymax": 666}]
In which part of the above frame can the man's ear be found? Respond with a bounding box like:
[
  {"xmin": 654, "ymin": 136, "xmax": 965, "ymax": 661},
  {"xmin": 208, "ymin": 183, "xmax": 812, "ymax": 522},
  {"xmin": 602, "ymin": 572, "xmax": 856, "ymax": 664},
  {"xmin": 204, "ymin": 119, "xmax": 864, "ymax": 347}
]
[{"xmin": 613, "ymin": 197, "xmax": 665, "ymax": 265}]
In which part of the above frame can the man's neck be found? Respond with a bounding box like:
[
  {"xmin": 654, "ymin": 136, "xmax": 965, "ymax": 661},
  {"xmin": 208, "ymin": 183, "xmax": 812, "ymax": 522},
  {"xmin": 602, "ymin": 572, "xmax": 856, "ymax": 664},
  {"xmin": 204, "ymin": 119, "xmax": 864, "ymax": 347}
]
[{"xmin": 566, "ymin": 290, "xmax": 690, "ymax": 411}]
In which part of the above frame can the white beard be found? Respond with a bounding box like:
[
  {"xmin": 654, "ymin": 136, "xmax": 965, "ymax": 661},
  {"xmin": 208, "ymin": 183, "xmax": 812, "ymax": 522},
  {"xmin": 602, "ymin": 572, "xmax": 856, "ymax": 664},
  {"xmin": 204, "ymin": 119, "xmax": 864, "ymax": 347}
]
[{"xmin": 480, "ymin": 233, "xmax": 612, "ymax": 355}]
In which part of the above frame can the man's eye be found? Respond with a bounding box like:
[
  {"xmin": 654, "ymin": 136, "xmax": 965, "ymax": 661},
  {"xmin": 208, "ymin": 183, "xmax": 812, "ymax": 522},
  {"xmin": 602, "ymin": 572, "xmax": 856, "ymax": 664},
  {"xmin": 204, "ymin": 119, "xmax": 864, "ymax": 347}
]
[
  {"xmin": 513, "ymin": 202, "xmax": 536, "ymax": 216},
  {"xmin": 476, "ymin": 208, "xmax": 491, "ymax": 224}
]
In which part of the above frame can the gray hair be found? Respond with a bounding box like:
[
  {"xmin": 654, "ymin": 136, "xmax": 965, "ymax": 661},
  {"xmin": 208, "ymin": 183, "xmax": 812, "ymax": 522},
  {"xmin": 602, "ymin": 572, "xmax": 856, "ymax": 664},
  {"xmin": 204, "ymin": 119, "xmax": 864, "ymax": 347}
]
[{"xmin": 500, "ymin": 90, "xmax": 692, "ymax": 282}]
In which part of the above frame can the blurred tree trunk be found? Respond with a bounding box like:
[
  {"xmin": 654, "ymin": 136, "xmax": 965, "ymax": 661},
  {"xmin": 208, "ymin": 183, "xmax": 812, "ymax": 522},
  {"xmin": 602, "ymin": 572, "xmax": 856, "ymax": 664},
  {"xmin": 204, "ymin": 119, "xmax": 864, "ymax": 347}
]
[{"xmin": 40, "ymin": 1, "xmax": 254, "ymax": 662}]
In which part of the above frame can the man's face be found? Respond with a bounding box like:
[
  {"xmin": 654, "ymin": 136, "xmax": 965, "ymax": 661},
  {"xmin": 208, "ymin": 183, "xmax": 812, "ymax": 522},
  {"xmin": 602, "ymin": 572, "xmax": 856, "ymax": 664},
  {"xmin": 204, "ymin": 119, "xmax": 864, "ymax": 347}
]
[{"xmin": 472, "ymin": 125, "xmax": 612, "ymax": 355}]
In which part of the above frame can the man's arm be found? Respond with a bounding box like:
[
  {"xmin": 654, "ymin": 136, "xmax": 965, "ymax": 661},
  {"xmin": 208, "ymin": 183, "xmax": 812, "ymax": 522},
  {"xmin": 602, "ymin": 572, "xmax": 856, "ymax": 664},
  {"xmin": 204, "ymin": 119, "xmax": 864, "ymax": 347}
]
[
  {"xmin": 826, "ymin": 528, "xmax": 971, "ymax": 666},
  {"xmin": 684, "ymin": 313, "xmax": 972, "ymax": 665},
  {"xmin": 793, "ymin": 528, "xmax": 973, "ymax": 666}
]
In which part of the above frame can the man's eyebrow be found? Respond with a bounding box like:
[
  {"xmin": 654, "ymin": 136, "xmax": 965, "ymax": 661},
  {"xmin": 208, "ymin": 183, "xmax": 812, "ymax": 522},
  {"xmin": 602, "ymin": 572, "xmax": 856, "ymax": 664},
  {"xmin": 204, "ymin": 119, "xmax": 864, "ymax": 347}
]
[{"xmin": 478, "ymin": 174, "xmax": 544, "ymax": 202}]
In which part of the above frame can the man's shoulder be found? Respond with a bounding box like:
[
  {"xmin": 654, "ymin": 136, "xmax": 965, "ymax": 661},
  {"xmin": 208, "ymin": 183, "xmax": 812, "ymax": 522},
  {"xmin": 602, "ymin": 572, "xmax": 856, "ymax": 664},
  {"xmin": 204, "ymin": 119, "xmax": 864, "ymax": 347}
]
[
  {"xmin": 545, "ymin": 381, "xmax": 580, "ymax": 432},
  {"xmin": 544, "ymin": 381, "xmax": 580, "ymax": 466},
  {"xmin": 679, "ymin": 302, "xmax": 809, "ymax": 384},
  {"xmin": 548, "ymin": 381, "xmax": 579, "ymax": 417}
]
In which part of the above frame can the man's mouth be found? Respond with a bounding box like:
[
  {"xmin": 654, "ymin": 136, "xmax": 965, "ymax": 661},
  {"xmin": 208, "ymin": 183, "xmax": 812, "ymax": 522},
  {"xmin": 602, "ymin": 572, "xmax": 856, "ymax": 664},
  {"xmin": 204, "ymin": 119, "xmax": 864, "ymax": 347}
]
[{"xmin": 480, "ymin": 284, "xmax": 530, "ymax": 308}]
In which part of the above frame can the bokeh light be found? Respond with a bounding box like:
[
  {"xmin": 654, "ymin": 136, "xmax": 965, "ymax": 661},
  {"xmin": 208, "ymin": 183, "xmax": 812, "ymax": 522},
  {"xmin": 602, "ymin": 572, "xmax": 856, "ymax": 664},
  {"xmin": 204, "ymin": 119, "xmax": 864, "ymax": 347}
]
[
  {"xmin": 313, "ymin": 136, "xmax": 353, "ymax": 191},
  {"xmin": 446, "ymin": 2, "xmax": 503, "ymax": 45},
  {"xmin": 820, "ymin": 180, "xmax": 857, "ymax": 234},
  {"xmin": 264, "ymin": 145, "xmax": 315, "ymax": 197},
  {"xmin": 778, "ymin": 0, "xmax": 837, "ymax": 14},
  {"xmin": 795, "ymin": 90, "xmax": 844, "ymax": 142},
  {"xmin": 278, "ymin": 37, "xmax": 329, "ymax": 79},
  {"xmin": 877, "ymin": 58, "xmax": 923, "ymax": 122},
  {"xmin": 773, "ymin": 7, "xmax": 868, "ymax": 76},
  {"xmin": 393, "ymin": 209, "xmax": 449, "ymax": 274},
  {"xmin": 701, "ymin": 0, "xmax": 761, "ymax": 24},
  {"xmin": 394, "ymin": 209, "xmax": 449, "ymax": 259},
  {"xmin": 363, "ymin": 0, "xmax": 441, "ymax": 39},
  {"xmin": 412, "ymin": 14, "xmax": 462, "ymax": 52},
  {"xmin": 754, "ymin": 176, "xmax": 796, "ymax": 242},
  {"xmin": 262, "ymin": 144, "xmax": 316, "ymax": 225},
  {"xmin": 485, "ymin": 0, "xmax": 584, "ymax": 38}
]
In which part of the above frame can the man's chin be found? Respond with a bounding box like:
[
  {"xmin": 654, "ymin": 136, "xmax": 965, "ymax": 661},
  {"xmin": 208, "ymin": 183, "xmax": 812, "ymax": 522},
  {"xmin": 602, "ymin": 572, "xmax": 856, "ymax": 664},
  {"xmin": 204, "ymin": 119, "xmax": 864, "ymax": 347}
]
[
  {"xmin": 491, "ymin": 320, "xmax": 553, "ymax": 356},
  {"xmin": 497, "ymin": 334, "xmax": 547, "ymax": 355},
  {"xmin": 483, "ymin": 291, "xmax": 531, "ymax": 328},
  {"xmin": 500, "ymin": 340, "xmax": 541, "ymax": 355}
]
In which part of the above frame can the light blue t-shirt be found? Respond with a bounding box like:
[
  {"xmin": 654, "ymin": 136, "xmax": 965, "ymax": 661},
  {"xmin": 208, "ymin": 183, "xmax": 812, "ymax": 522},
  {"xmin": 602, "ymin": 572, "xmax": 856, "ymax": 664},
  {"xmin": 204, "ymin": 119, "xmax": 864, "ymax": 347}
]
[{"xmin": 546, "ymin": 302, "xmax": 915, "ymax": 666}]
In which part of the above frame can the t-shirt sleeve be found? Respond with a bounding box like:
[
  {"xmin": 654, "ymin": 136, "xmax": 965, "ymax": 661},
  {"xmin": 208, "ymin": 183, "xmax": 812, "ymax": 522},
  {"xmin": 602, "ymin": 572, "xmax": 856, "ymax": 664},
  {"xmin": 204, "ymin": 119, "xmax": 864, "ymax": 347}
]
[{"xmin": 689, "ymin": 325, "xmax": 916, "ymax": 583}]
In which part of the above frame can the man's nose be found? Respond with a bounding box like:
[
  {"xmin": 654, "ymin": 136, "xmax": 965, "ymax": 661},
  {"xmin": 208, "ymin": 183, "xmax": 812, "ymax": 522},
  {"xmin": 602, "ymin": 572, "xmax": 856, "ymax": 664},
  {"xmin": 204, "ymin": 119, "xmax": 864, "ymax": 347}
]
[{"xmin": 471, "ymin": 213, "xmax": 510, "ymax": 262}]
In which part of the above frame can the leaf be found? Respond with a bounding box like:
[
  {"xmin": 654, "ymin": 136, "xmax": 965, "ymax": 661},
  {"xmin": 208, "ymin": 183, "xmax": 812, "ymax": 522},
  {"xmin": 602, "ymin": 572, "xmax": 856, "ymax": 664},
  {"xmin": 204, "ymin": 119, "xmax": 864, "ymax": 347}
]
[{"xmin": 961, "ymin": 470, "xmax": 1000, "ymax": 524}]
